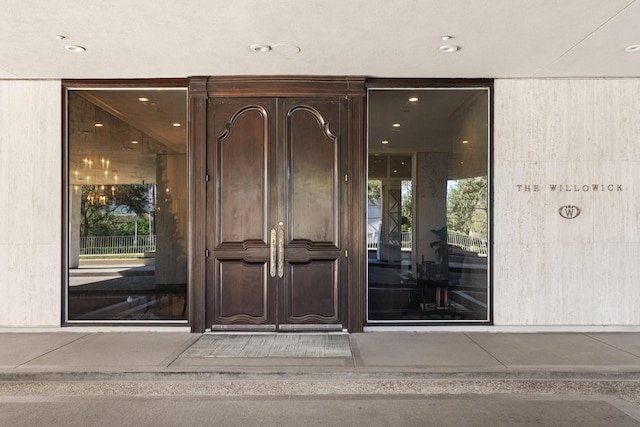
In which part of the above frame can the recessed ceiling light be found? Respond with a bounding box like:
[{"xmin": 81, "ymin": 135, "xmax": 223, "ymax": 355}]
[
  {"xmin": 250, "ymin": 44, "xmax": 272, "ymax": 52},
  {"xmin": 392, "ymin": 123, "xmax": 401, "ymax": 128},
  {"xmin": 271, "ymin": 44, "xmax": 301, "ymax": 55},
  {"xmin": 441, "ymin": 35, "xmax": 453, "ymax": 41},
  {"xmin": 172, "ymin": 123, "xmax": 181, "ymax": 127},
  {"xmin": 64, "ymin": 45, "xmax": 86, "ymax": 53},
  {"xmin": 409, "ymin": 97, "xmax": 419, "ymax": 102},
  {"xmin": 131, "ymin": 140, "xmax": 139, "ymax": 144},
  {"xmin": 462, "ymin": 140, "xmax": 469, "ymax": 144},
  {"xmin": 94, "ymin": 123, "xmax": 103, "ymax": 127},
  {"xmin": 138, "ymin": 97, "xmax": 149, "ymax": 102},
  {"xmin": 625, "ymin": 45, "xmax": 640, "ymax": 53},
  {"xmin": 381, "ymin": 140, "xmax": 389, "ymax": 144},
  {"xmin": 55, "ymin": 35, "xmax": 66, "ymax": 41},
  {"xmin": 439, "ymin": 45, "xmax": 460, "ymax": 53}
]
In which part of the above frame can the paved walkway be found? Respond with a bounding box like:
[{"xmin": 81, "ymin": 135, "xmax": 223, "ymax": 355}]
[
  {"xmin": 1, "ymin": 331, "xmax": 639, "ymax": 375},
  {"xmin": 1, "ymin": 331, "xmax": 640, "ymax": 425}
]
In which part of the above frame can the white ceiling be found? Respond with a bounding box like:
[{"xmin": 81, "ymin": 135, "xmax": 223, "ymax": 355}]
[{"xmin": 1, "ymin": 0, "xmax": 639, "ymax": 80}]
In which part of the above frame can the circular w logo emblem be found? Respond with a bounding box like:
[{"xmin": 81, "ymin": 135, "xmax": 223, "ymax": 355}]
[{"xmin": 558, "ymin": 205, "xmax": 581, "ymax": 219}]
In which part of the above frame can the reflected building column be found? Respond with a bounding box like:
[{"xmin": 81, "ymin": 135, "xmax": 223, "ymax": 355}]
[
  {"xmin": 378, "ymin": 180, "xmax": 402, "ymax": 262},
  {"xmin": 69, "ymin": 186, "xmax": 81, "ymax": 269},
  {"xmin": 413, "ymin": 152, "xmax": 448, "ymax": 276},
  {"xmin": 155, "ymin": 153, "xmax": 188, "ymax": 285}
]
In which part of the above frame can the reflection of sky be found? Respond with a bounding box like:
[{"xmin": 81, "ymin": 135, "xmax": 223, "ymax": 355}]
[
  {"xmin": 401, "ymin": 180, "xmax": 412, "ymax": 196},
  {"xmin": 447, "ymin": 180, "xmax": 458, "ymax": 195}
]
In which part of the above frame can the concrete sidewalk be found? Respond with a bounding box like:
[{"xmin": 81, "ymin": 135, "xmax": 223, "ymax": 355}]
[{"xmin": 1, "ymin": 331, "xmax": 639, "ymax": 375}]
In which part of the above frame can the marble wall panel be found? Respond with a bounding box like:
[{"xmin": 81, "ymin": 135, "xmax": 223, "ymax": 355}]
[
  {"xmin": 0, "ymin": 243, "xmax": 8, "ymax": 325},
  {"xmin": 0, "ymin": 159, "xmax": 7, "ymax": 246},
  {"xmin": 4, "ymin": 82, "xmax": 60, "ymax": 163},
  {"xmin": 6, "ymin": 244, "xmax": 61, "ymax": 326},
  {"xmin": 495, "ymin": 160, "xmax": 637, "ymax": 244},
  {"xmin": 495, "ymin": 80, "xmax": 640, "ymax": 163},
  {"xmin": 494, "ymin": 79, "xmax": 640, "ymax": 326},
  {"xmin": 494, "ymin": 242, "xmax": 639, "ymax": 325},
  {"xmin": 0, "ymin": 83, "xmax": 8, "ymax": 325},
  {"xmin": 0, "ymin": 83, "xmax": 8, "ymax": 163},
  {"xmin": 7, "ymin": 161, "xmax": 61, "ymax": 245},
  {"xmin": 0, "ymin": 80, "xmax": 61, "ymax": 327}
]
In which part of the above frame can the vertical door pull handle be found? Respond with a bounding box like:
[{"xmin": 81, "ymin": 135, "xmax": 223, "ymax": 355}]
[
  {"xmin": 277, "ymin": 225, "xmax": 285, "ymax": 278},
  {"xmin": 269, "ymin": 228, "xmax": 277, "ymax": 278}
]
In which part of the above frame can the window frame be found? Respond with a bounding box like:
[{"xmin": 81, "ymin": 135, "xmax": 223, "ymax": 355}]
[{"xmin": 364, "ymin": 79, "xmax": 494, "ymax": 326}]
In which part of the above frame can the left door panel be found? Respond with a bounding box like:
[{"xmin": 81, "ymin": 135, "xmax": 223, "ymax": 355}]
[{"xmin": 207, "ymin": 98, "xmax": 278, "ymax": 328}]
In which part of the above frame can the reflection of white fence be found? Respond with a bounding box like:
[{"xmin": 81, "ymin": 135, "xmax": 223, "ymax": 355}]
[
  {"xmin": 80, "ymin": 235, "xmax": 156, "ymax": 255},
  {"xmin": 367, "ymin": 232, "xmax": 487, "ymax": 255},
  {"xmin": 446, "ymin": 233, "xmax": 488, "ymax": 255},
  {"xmin": 367, "ymin": 235, "xmax": 377, "ymax": 250},
  {"xmin": 401, "ymin": 233, "xmax": 411, "ymax": 249}
]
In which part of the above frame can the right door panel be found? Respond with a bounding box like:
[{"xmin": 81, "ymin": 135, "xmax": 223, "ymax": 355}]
[{"xmin": 280, "ymin": 100, "xmax": 344, "ymax": 327}]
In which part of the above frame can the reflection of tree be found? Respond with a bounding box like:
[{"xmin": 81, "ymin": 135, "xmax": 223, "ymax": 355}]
[
  {"xmin": 367, "ymin": 180, "xmax": 381, "ymax": 203},
  {"xmin": 447, "ymin": 177, "xmax": 488, "ymax": 239},
  {"xmin": 401, "ymin": 180, "xmax": 412, "ymax": 232},
  {"xmin": 80, "ymin": 184, "xmax": 150, "ymax": 237}
]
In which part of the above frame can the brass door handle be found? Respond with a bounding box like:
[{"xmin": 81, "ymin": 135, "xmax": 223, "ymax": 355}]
[
  {"xmin": 269, "ymin": 228, "xmax": 276, "ymax": 278},
  {"xmin": 277, "ymin": 223, "xmax": 284, "ymax": 278}
]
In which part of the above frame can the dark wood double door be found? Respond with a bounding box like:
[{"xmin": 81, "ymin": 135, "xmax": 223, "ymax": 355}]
[{"xmin": 206, "ymin": 96, "xmax": 348, "ymax": 331}]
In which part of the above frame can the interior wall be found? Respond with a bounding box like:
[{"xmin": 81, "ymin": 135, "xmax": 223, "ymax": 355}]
[
  {"xmin": 493, "ymin": 79, "xmax": 640, "ymax": 326},
  {"xmin": 0, "ymin": 80, "xmax": 61, "ymax": 327},
  {"xmin": 450, "ymin": 92, "xmax": 489, "ymax": 180}
]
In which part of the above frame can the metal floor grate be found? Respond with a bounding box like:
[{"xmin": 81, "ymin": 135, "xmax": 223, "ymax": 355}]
[{"xmin": 182, "ymin": 333, "xmax": 352, "ymax": 358}]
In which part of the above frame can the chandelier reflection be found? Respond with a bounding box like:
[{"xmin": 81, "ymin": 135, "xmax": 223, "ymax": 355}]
[
  {"xmin": 73, "ymin": 156, "xmax": 119, "ymax": 205},
  {"xmin": 86, "ymin": 184, "xmax": 117, "ymax": 206}
]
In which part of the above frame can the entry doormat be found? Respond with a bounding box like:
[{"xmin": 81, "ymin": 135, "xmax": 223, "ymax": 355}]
[{"xmin": 182, "ymin": 334, "xmax": 352, "ymax": 358}]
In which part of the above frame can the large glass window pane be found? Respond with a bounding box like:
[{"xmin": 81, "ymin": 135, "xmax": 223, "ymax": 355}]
[
  {"xmin": 367, "ymin": 88, "xmax": 490, "ymax": 323},
  {"xmin": 66, "ymin": 89, "xmax": 188, "ymax": 322}
]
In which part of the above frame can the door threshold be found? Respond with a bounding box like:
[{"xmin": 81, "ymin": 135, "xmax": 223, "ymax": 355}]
[
  {"xmin": 208, "ymin": 324, "xmax": 276, "ymax": 332},
  {"xmin": 278, "ymin": 324, "xmax": 344, "ymax": 332},
  {"xmin": 206, "ymin": 324, "xmax": 345, "ymax": 333}
]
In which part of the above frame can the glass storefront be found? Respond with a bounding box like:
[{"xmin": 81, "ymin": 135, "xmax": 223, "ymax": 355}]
[
  {"xmin": 63, "ymin": 80, "xmax": 489, "ymax": 328},
  {"xmin": 367, "ymin": 87, "xmax": 490, "ymax": 323},
  {"xmin": 65, "ymin": 88, "xmax": 188, "ymax": 322}
]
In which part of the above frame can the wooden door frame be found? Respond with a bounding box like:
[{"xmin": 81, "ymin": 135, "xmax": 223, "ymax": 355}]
[{"xmin": 188, "ymin": 76, "xmax": 366, "ymax": 333}]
